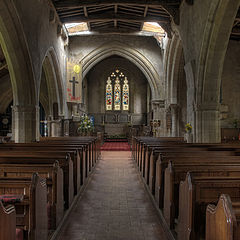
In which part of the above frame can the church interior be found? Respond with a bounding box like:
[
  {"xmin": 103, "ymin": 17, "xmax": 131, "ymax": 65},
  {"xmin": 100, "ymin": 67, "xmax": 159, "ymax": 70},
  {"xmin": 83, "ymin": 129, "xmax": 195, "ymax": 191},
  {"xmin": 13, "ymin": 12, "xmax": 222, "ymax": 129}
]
[{"xmin": 0, "ymin": 0, "xmax": 240, "ymax": 239}]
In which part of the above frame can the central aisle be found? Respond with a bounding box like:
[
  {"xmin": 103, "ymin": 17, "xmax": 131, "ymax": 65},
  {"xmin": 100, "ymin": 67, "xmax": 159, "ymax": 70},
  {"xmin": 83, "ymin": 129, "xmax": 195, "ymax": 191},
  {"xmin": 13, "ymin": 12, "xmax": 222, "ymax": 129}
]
[{"xmin": 58, "ymin": 151, "xmax": 169, "ymax": 240}]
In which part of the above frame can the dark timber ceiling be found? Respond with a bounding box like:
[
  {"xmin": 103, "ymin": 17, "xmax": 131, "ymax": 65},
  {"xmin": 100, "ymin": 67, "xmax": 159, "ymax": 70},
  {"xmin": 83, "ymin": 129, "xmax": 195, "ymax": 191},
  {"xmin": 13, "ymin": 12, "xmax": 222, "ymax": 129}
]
[{"xmin": 51, "ymin": 0, "xmax": 182, "ymax": 34}]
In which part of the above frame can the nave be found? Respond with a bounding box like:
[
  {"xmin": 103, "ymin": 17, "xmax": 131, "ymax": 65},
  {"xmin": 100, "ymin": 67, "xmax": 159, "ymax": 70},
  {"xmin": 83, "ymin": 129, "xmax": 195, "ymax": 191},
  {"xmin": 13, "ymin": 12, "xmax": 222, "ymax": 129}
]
[{"xmin": 57, "ymin": 151, "xmax": 169, "ymax": 240}]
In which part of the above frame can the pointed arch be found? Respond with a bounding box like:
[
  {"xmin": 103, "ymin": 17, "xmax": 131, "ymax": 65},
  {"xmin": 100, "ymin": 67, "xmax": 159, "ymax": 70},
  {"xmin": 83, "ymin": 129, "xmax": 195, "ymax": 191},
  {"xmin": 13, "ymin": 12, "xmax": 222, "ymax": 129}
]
[
  {"xmin": 82, "ymin": 41, "xmax": 161, "ymax": 100},
  {"xmin": 0, "ymin": 0, "xmax": 36, "ymax": 106},
  {"xmin": 41, "ymin": 47, "xmax": 64, "ymax": 117},
  {"xmin": 197, "ymin": 0, "xmax": 240, "ymax": 106},
  {"xmin": 195, "ymin": 0, "xmax": 240, "ymax": 143}
]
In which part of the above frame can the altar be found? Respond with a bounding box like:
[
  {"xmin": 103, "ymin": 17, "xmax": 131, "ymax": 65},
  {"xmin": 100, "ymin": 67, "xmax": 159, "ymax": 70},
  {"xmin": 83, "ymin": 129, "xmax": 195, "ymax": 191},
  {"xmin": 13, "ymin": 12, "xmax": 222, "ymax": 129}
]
[{"xmin": 104, "ymin": 123, "xmax": 128, "ymax": 137}]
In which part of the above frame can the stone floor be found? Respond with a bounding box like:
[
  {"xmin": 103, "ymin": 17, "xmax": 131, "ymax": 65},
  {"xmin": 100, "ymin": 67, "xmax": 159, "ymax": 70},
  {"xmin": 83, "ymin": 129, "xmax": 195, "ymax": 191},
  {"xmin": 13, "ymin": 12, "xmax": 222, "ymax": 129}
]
[{"xmin": 57, "ymin": 151, "xmax": 169, "ymax": 240}]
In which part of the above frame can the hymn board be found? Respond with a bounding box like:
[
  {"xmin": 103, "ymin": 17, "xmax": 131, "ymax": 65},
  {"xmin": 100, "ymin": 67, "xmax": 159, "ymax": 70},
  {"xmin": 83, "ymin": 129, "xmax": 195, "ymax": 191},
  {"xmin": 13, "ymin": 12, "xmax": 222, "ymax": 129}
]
[{"xmin": 66, "ymin": 61, "xmax": 82, "ymax": 103}]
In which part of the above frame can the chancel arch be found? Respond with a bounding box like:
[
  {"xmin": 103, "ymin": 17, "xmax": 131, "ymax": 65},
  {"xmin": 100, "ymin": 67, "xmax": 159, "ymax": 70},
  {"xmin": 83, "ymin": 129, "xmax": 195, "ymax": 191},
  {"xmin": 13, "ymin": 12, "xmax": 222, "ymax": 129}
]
[
  {"xmin": 81, "ymin": 41, "xmax": 161, "ymax": 100},
  {"xmin": 85, "ymin": 55, "xmax": 150, "ymax": 136}
]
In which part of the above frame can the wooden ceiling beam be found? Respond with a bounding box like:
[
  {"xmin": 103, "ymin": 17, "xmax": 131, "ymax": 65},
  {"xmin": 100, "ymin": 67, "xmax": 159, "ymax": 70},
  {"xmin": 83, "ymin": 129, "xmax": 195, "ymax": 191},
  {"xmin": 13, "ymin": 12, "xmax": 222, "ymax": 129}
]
[
  {"xmin": 83, "ymin": 6, "xmax": 91, "ymax": 30},
  {"xmin": 60, "ymin": 12, "xmax": 170, "ymax": 23},
  {"xmin": 141, "ymin": 5, "xmax": 148, "ymax": 30},
  {"xmin": 53, "ymin": 0, "xmax": 180, "ymax": 9}
]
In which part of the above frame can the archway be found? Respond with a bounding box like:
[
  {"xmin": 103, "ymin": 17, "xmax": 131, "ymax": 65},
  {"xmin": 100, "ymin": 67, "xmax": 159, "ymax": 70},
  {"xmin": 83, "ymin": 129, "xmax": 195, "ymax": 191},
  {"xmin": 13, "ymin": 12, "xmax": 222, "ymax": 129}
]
[
  {"xmin": 0, "ymin": 0, "xmax": 37, "ymax": 142},
  {"xmin": 39, "ymin": 49, "xmax": 65, "ymax": 137},
  {"xmin": 85, "ymin": 55, "xmax": 150, "ymax": 137},
  {"xmin": 165, "ymin": 34, "xmax": 187, "ymax": 138},
  {"xmin": 82, "ymin": 41, "xmax": 161, "ymax": 100},
  {"xmin": 195, "ymin": 0, "xmax": 240, "ymax": 142}
]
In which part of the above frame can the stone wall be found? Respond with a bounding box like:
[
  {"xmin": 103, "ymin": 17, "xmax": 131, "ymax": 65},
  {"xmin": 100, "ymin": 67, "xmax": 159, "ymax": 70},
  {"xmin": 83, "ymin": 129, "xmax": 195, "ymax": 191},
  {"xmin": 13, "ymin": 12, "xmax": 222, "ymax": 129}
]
[
  {"xmin": 86, "ymin": 55, "xmax": 149, "ymax": 126},
  {"xmin": 221, "ymin": 40, "xmax": 240, "ymax": 128}
]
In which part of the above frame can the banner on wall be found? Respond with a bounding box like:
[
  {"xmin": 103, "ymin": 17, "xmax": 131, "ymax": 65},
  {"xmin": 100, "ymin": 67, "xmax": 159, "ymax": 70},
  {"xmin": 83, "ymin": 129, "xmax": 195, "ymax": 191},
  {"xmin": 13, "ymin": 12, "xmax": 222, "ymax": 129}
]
[{"xmin": 66, "ymin": 60, "xmax": 82, "ymax": 103}]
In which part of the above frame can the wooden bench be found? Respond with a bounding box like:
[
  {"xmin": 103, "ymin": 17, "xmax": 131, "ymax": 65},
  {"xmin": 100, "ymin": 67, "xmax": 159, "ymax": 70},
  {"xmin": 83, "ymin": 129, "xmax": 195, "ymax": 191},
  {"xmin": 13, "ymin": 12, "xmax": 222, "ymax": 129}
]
[
  {"xmin": 0, "ymin": 173, "xmax": 48, "ymax": 240},
  {"xmin": 206, "ymin": 194, "xmax": 240, "ymax": 240},
  {"xmin": 164, "ymin": 159, "xmax": 240, "ymax": 229},
  {"xmin": 0, "ymin": 201, "xmax": 16, "ymax": 240},
  {"xmin": 178, "ymin": 172, "xmax": 240, "ymax": 240},
  {"xmin": 0, "ymin": 152, "xmax": 74, "ymax": 209},
  {"xmin": 0, "ymin": 142, "xmax": 87, "ymax": 186},
  {"xmin": 154, "ymin": 151, "xmax": 240, "ymax": 209},
  {"xmin": 0, "ymin": 161, "xmax": 64, "ymax": 229}
]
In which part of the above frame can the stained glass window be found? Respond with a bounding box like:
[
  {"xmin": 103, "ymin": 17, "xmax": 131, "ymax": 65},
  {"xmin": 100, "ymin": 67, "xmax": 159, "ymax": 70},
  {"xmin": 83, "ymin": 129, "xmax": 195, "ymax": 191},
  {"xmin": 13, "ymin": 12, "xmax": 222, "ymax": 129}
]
[
  {"xmin": 106, "ymin": 77, "xmax": 112, "ymax": 110},
  {"xmin": 122, "ymin": 77, "xmax": 129, "ymax": 110},
  {"xmin": 114, "ymin": 77, "xmax": 121, "ymax": 110},
  {"xmin": 106, "ymin": 69, "xmax": 129, "ymax": 111}
]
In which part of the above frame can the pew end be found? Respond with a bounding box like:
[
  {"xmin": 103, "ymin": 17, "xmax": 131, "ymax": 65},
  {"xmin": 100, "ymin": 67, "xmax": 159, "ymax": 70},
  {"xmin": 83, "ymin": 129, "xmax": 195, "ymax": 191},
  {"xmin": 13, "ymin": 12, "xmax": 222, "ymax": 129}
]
[
  {"xmin": 0, "ymin": 202, "xmax": 16, "ymax": 240},
  {"xmin": 206, "ymin": 194, "xmax": 240, "ymax": 240},
  {"xmin": 177, "ymin": 172, "xmax": 195, "ymax": 240}
]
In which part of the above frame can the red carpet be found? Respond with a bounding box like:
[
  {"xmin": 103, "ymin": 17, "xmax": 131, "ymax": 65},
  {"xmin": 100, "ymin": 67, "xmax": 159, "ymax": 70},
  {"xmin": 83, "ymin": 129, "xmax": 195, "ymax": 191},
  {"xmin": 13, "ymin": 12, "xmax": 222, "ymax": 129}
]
[{"xmin": 101, "ymin": 142, "xmax": 131, "ymax": 151}]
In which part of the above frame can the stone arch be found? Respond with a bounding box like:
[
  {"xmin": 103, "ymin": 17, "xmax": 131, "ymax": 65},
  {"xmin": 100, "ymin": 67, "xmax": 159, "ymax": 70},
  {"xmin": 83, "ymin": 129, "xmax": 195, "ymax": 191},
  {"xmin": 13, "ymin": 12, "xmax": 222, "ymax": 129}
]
[
  {"xmin": 195, "ymin": 0, "xmax": 240, "ymax": 142},
  {"xmin": 166, "ymin": 34, "xmax": 183, "ymax": 105},
  {"xmin": 0, "ymin": 0, "xmax": 38, "ymax": 142},
  {"xmin": 0, "ymin": 0, "xmax": 36, "ymax": 105},
  {"xmin": 165, "ymin": 34, "xmax": 186, "ymax": 137},
  {"xmin": 197, "ymin": 0, "xmax": 240, "ymax": 105},
  {"xmin": 40, "ymin": 47, "xmax": 64, "ymax": 117},
  {"xmin": 82, "ymin": 41, "xmax": 161, "ymax": 100}
]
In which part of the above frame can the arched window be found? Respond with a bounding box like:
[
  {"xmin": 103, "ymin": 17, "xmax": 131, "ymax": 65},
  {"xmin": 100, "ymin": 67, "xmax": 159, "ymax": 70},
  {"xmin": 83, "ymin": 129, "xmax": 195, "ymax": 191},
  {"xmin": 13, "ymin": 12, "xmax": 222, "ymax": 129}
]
[
  {"xmin": 106, "ymin": 69, "xmax": 129, "ymax": 111},
  {"xmin": 106, "ymin": 77, "xmax": 112, "ymax": 110},
  {"xmin": 122, "ymin": 77, "xmax": 129, "ymax": 111}
]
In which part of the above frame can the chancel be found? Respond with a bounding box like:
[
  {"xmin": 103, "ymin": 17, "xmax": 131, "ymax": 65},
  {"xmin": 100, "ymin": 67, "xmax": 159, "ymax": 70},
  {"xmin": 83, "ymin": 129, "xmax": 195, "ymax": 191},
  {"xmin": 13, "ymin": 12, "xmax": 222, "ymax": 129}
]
[{"xmin": 0, "ymin": 0, "xmax": 240, "ymax": 240}]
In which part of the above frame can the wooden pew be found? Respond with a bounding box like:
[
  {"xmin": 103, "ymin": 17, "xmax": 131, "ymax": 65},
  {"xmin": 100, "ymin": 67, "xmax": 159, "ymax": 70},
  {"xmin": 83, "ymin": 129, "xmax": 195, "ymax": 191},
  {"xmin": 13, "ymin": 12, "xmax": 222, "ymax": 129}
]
[
  {"xmin": 206, "ymin": 194, "xmax": 240, "ymax": 240},
  {"xmin": 178, "ymin": 172, "xmax": 240, "ymax": 240},
  {"xmin": 164, "ymin": 160, "xmax": 240, "ymax": 229},
  {"xmin": 0, "ymin": 143, "xmax": 87, "ymax": 186},
  {"xmin": 154, "ymin": 152, "xmax": 240, "ymax": 209},
  {"xmin": 0, "ymin": 201, "xmax": 16, "ymax": 240},
  {"xmin": 0, "ymin": 161, "xmax": 64, "ymax": 229},
  {"xmin": 0, "ymin": 152, "xmax": 73, "ymax": 209},
  {"xmin": 40, "ymin": 137, "xmax": 97, "ymax": 178},
  {"xmin": 0, "ymin": 173, "xmax": 47, "ymax": 240},
  {"xmin": 40, "ymin": 136, "xmax": 98, "ymax": 169}
]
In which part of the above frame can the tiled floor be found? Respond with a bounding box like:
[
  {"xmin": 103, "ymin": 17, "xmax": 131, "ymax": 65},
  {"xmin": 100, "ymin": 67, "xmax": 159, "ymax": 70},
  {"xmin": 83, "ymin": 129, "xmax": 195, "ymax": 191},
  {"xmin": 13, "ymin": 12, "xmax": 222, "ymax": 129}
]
[{"xmin": 57, "ymin": 151, "xmax": 169, "ymax": 240}]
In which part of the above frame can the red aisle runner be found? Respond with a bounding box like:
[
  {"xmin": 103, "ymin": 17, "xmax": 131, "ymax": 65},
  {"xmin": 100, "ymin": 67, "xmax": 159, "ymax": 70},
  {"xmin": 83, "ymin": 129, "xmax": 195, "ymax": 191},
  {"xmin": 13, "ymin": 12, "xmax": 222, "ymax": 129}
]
[{"xmin": 101, "ymin": 142, "xmax": 131, "ymax": 151}]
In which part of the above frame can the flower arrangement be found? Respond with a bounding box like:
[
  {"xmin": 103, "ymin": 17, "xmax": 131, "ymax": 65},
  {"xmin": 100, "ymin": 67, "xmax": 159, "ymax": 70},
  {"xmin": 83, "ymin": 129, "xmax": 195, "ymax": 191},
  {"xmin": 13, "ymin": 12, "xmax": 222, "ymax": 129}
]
[
  {"xmin": 77, "ymin": 115, "xmax": 94, "ymax": 134},
  {"xmin": 185, "ymin": 123, "xmax": 192, "ymax": 133}
]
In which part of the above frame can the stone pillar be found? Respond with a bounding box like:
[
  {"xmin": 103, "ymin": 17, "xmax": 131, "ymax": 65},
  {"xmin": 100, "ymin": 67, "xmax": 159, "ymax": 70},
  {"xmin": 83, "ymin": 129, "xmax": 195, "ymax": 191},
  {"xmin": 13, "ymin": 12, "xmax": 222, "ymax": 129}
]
[
  {"xmin": 170, "ymin": 104, "xmax": 179, "ymax": 137},
  {"xmin": 12, "ymin": 104, "xmax": 39, "ymax": 143},
  {"xmin": 50, "ymin": 120, "xmax": 62, "ymax": 137},
  {"xmin": 151, "ymin": 100, "xmax": 166, "ymax": 137},
  {"xmin": 63, "ymin": 119, "xmax": 69, "ymax": 136},
  {"xmin": 195, "ymin": 103, "xmax": 221, "ymax": 143}
]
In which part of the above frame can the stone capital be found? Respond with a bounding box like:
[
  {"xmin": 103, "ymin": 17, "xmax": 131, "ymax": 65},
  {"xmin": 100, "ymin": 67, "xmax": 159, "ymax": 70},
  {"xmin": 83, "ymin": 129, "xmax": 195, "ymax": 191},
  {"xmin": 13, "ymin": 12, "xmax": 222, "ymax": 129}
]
[
  {"xmin": 151, "ymin": 100, "xmax": 165, "ymax": 110},
  {"xmin": 12, "ymin": 104, "xmax": 39, "ymax": 113},
  {"xmin": 195, "ymin": 102, "xmax": 220, "ymax": 112}
]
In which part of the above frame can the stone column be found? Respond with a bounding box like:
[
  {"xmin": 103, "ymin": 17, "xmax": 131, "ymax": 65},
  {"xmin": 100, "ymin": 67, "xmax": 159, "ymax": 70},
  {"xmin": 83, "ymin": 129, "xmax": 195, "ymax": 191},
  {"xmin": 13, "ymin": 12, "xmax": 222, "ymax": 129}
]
[
  {"xmin": 12, "ymin": 104, "xmax": 39, "ymax": 143},
  {"xmin": 170, "ymin": 104, "xmax": 179, "ymax": 137},
  {"xmin": 63, "ymin": 119, "xmax": 70, "ymax": 136},
  {"xmin": 151, "ymin": 100, "xmax": 166, "ymax": 137},
  {"xmin": 195, "ymin": 103, "xmax": 221, "ymax": 143},
  {"xmin": 50, "ymin": 120, "xmax": 62, "ymax": 137}
]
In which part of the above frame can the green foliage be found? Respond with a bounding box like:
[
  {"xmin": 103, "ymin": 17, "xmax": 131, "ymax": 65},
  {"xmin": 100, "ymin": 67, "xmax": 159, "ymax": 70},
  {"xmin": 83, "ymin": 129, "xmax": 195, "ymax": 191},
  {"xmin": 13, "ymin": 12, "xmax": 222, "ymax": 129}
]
[{"xmin": 77, "ymin": 115, "xmax": 94, "ymax": 132}]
